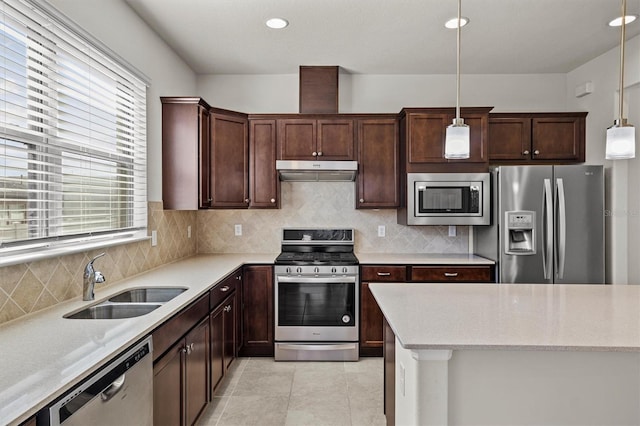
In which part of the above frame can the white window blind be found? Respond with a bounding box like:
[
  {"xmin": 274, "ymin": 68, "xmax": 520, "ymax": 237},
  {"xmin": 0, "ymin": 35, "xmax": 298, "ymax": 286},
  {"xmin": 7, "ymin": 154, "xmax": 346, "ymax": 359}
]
[{"xmin": 0, "ymin": 0, "xmax": 147, "ymax": 251}]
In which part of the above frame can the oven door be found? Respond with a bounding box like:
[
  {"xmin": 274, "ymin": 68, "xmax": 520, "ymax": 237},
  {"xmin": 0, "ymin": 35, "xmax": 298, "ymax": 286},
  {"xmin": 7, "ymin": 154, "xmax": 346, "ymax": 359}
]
[{"xmin": 275, "ymin": 274, "xmax": 358, "ymax": 342}]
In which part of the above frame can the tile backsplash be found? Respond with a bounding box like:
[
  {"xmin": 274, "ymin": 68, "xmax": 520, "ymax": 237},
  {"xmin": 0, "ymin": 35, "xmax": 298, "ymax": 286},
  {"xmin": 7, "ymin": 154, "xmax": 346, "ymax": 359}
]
[
  {"xmin": 197, "ymin": 182, "xmax": 469, "ymax": 254},
  {"xmin": 0, "ymin": 183, "xmax": 469, "ymax": 325},
  {"xmin": 0, "ymin": 202, "xmax": 196, "ymax": 324}
]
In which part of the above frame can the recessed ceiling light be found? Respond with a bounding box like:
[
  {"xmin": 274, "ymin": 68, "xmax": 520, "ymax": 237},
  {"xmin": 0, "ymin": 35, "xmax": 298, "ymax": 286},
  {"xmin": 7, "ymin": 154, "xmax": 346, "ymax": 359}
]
[
  {"xmin": 266, "ymin": 18, "xmax": 289, "ymax": 29},
  {"xmin": 608, "ymin": 15, "xmax": 637, "ymax": 26},
  {"xmin": 445, "ymin": 17, "xmax": 469, "ymax": 29}
]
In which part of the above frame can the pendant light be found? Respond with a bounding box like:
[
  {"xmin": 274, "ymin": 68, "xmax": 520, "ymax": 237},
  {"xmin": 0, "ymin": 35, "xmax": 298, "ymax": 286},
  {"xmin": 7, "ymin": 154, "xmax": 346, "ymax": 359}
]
[
  {"xmin": 605, "ymin": 0, "xmax": 636, "ymax": 160},
  {"xmin": 444, "ymin": 0, "xmax": 470, "ymax": 159}
]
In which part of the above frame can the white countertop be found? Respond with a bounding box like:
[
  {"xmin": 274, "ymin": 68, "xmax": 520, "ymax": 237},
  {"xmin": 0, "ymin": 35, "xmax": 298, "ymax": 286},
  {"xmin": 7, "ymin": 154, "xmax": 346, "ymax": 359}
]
[
  {"xmin": 356, "ymin": 253, "xmax": 494, "ymax": 265},
  {"xmin": 369, "ymin": 283, "xmax": 640, "ymax": 352},
  {"xmin": 0, "ymin": 253, "xmax": 277, "ymax": 426}
]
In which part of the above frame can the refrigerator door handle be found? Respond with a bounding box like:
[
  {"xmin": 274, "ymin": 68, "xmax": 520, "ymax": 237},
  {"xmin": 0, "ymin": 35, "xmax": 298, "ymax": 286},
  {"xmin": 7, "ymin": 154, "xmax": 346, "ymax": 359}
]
[
  {"xmin": 556, "ymin": 178, "xmax": 566, "ymax": 279},
  {"xmin": 542, "ymin": 178, "xmax": 553, "ymax": 280}
]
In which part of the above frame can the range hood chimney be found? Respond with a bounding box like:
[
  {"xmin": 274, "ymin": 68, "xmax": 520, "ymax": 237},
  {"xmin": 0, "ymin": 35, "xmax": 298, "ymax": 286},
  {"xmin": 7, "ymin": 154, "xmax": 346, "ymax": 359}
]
[{"xmin": 276, "ymin": 160, "xmax": 357, "ymax": 182}]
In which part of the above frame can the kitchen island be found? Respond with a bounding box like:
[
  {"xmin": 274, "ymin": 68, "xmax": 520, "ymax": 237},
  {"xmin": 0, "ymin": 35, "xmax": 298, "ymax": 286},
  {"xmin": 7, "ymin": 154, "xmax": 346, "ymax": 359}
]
[{"xmin": 370, "ymin": 283, "xmax": 640, "ymax": 426}]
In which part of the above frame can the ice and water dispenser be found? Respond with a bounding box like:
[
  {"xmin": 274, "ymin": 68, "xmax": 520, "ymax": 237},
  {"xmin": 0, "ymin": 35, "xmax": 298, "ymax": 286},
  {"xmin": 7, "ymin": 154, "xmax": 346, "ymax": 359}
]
[{"xmin": 504, "ymin": 211, "xmax": 536, "ymax": 255}]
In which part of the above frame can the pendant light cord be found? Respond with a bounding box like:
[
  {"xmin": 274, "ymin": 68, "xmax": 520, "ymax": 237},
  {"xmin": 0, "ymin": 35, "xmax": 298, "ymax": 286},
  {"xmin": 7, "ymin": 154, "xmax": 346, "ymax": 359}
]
[
  {"xmin": 455, "ymin": 0, "xmax": 462, "ymax": 122},
  {"xmin": 618, "ymin": 0, "xmax": 626, "ymax": 123}
]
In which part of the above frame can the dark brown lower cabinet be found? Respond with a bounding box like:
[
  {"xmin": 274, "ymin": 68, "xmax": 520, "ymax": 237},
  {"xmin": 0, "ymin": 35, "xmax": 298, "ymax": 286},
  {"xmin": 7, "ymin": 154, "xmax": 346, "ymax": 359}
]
[
  {"xmin": 211, "ymin": 291, "xmax": 237, "ymax": 393},
  {"xmin": 240, "ymin": 265, "xmax": 274, "ymax": 356},
  {"xmin": 360, "ymin": 282, "xmax": 386, "ymax": 356},
  {"xmin": 153, "ymin": 316, "xmax": 210, "ymax": 426}
]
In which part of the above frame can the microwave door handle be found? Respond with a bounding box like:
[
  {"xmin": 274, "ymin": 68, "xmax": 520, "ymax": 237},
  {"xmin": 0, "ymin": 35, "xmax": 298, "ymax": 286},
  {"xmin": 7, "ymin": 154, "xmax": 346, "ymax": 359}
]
[
  {"xmin": 556, "ymin": 178, "xmax": 566, "ymax": 279},
  {"xmin": 542, "ymin": 179, "xmax": 553, "ymax": 280}
]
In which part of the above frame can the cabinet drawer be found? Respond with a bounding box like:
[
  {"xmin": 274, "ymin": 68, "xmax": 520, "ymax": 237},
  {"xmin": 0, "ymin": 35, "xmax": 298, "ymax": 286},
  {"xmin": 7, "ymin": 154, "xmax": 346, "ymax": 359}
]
[
  {"xmin": 410, "ymin": 266, "xmax": 493, "ymax": 282},
  {"xmin": 210, "ymin": 275, "xmax": 238, "ymax": 309},
  {"xmin": 361, "ymin": 266, "xmax": 407, "ymax": 282},
  {"xmin": 152, "ymin": 293, "xmax": 209, "ymax": 361}
]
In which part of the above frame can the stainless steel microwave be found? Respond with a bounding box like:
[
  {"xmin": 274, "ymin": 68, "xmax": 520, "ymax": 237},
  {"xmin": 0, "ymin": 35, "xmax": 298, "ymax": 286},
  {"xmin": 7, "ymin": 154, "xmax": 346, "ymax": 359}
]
[{"xmin": 400, "ymin": 173, "xmax": 490, "ymax": 225}]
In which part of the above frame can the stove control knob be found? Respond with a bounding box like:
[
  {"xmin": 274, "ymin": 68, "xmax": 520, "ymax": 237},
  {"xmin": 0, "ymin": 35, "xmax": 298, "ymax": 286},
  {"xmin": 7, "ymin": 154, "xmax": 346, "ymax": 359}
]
[
  {"xmin": 286, "ymin": 267, "xmax": 291, "ymax": 274},
  {"xmin": 342, "ymin": 267, "xmax": 348, "ymax": 274},
  {"xmin": 314, "ymin": 266, "xmax": 320, "ymax": 274},
  {"xmin": 331, "ymin": 267, "xmax": 337, "ymax": 274},
  {"xmin": 342, "ymin": 314, "xmax": 351, "ymax": 324},
  {"xmin": 296, "ymin": 267, "xmax": 303, "ymax": 274}
]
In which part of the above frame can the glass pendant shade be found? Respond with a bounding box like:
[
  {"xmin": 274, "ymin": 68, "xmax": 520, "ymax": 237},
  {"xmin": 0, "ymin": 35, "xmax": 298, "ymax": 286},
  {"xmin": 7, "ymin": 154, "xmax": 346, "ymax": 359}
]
[
  {"xmin": 606, "ymin": 121, "xmax": 636, "ymax": 159},
  {"xmin": 444, "ymin": 118, "xmax": 470, "ymax": 159}
]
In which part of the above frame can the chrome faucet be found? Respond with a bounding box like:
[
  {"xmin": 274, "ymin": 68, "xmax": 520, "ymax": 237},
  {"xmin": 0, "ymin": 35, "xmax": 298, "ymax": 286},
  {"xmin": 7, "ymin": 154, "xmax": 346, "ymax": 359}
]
[{"xmin": 83, "ymin": 253, "xmax": 106, "ymax": 301}]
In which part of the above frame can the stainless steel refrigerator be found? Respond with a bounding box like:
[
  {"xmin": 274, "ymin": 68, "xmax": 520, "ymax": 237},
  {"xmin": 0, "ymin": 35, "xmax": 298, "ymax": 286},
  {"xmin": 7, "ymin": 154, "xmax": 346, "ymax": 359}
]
[{"xmin": 474, "ymin": 165, "xmax": 604, "ymax": 284}]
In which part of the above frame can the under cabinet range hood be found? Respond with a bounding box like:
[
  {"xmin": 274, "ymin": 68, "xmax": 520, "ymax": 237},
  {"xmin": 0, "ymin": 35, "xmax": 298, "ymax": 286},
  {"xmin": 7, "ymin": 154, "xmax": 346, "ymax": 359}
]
[{"xmin": 276, "ymin": 160, "xmax": 358, "ymax": 182}]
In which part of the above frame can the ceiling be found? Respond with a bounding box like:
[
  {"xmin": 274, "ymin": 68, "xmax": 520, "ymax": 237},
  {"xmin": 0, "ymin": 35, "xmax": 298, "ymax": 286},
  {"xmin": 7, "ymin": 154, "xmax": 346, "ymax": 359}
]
[{"xmin": 124, "ymin": 0, "xmax": 640, "ymax": 75}]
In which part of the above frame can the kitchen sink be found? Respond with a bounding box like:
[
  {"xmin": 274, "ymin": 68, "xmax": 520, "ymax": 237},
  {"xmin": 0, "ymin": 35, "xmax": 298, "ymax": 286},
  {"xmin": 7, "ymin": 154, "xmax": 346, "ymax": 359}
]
[
  {"xmin": 107, "ymin": 287, "xmax": 187, "ymax": 303},
  {"xmin": 64, "ymin": 303, "xmax": 162, "ymax": 319}
]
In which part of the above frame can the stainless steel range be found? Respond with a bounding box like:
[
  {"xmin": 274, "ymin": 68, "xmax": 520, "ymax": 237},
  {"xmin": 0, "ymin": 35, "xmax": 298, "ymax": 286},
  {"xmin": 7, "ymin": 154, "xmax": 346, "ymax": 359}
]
[{"xmin": 274, "ymin": 228, "xmax": 359, "ymax": 361}]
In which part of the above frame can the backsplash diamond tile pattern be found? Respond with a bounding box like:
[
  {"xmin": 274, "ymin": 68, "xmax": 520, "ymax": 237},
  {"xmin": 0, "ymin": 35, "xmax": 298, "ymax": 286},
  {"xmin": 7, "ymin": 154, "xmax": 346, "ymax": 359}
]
[
  {"xmin": 0, "ymin": 184, "xmax": 469, "ymax": 325},
  {"xmin": 197, "ymin": 182, "xmax": 468, "ymax": 254},
  {"xmin": 0, "ymin": 202, "xmax": 196, "ymax": 324}
]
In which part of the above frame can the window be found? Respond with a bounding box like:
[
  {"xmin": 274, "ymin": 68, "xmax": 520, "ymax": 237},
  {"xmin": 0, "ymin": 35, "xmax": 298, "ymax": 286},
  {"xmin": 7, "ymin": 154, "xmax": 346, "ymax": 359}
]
[{"xmin": 0, "ymin": 0, "xmax": 147, "ymax": 259}]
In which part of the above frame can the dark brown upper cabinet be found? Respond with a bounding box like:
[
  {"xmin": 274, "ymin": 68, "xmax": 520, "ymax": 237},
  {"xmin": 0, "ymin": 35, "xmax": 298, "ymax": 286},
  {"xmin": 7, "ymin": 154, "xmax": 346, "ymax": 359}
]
[
  {"xmin": 488, "ymin": 112, "xmax": 587, "ymax": 163},
  {"xmin": 210, "ymin": 109, "xmax": 249, "ymax": 208},
  {"xmin": 356, "ymin": 117, "xmax": 399, "ymax": 209},
  {"xmin": 399, "ymin": 107, "xmax": 492, "ymax": 173},
  {"xmin": 277, "ymin": 117, "xmax": 355, "ymax": 160},
  {"xmin": 249, "ymin": 119, "xmax": 279, "ymax": 208},
  {"xmin": 299, "ymin": 66, "xmax": 339, "ymax": 114},
  {"xmin": 161, "ymin": 97, "xmax": 211, "ymax": 210}
]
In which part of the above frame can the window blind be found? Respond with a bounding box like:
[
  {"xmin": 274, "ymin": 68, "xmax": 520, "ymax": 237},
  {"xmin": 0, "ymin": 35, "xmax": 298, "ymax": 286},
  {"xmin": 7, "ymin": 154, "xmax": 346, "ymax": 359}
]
[{"xmin": 0, "ymin": 0, "xmax": 147, "ymax": 249}]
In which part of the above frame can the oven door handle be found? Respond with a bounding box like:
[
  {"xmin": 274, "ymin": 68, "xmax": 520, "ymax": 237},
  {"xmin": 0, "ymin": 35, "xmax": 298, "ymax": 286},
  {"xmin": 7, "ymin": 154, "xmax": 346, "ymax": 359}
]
[
  {"xmin": 276, "ymin": 276, "xmax": 357, "ymax": 284},
  {"xmin": 277, "ymin": 343, "xmax": 358, "ymax": 351}
]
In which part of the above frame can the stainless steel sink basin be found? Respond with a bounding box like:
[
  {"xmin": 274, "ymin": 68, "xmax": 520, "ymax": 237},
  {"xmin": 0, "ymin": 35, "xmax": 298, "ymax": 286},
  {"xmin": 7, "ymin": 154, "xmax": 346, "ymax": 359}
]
[
  {"xmin": 64, "ymin": 303, "xmax": 162, "ymax": 319},
  {"xmin": 107, "ymin": 287, "xmax": 187, "ymax": 303}
]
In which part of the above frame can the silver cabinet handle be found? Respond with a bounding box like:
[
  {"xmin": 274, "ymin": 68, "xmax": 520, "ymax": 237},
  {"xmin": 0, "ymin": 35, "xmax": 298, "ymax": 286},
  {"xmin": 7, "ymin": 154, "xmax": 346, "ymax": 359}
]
[
  {"xmin": 245, "ymin": 198, "xmax": 250, "ymax": 203},
  {"xmin": 359, "ymin": 198, "xmax": 364, "ymax": 203},
  {"xmin": 523, "ymin": 150, "xmax": 530, "ymax": 155},
  {"xmin": 312, "ymin": 151, "xmax": 317, "ymax": 157},
  {"xmin": 317, "ymin": 151, "xmax": 323, "ymax": 156},
  {"xmin": 377, "ymin": 272, "xmax": 391, "ymax": 276},
  {"xmin": 444, "ymin": 272, "xmax": 459, "ymax": 277},
  {"xmin": 220, "ymin": 285, "xmax": 230, "ymax": 292},
  {"xmin": 270, "ymin": 198, "xmax": 276, "ymax": 203},
  {"xmin": 236, "ymin": 275, "xmax": 242, "ymax": 280},
  {"xmin": 534, "ymin": 149, "xmax": 540, "ymax": 155}
]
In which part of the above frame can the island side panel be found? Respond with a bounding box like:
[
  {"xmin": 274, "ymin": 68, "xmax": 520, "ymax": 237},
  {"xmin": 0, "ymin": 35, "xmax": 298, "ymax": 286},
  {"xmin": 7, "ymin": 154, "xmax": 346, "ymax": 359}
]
[{"xmin": 448, "ymin": 350, "xmax": 640, "ymax": 425}]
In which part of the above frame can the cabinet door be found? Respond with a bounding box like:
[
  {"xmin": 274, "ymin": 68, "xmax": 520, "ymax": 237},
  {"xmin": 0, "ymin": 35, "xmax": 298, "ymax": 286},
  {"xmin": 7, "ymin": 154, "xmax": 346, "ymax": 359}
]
[
  {"xmin": 210, "ymin": 112, "xmax": 249, "ymax": 208},
  {"xmin": 356, "ymin": 119, "xmax": 399, "ymax": 208},
  {"xmin": 161, "ymin": 98, "xmax": 210, "ymax": 210},
  {"xmin": 240, "ymin": 265, "xmax": 274, "ymax": 356},
  {"xmin": 407, "ymin": 113, "xmax": 449, "ymax": 163},
  {"xmin": 317, "ymin": 119, "xmax": 355, "ymax": 160},
  {"xmin": 184, "ymin": 318, "xmax": 210, "ymax": 426},
  {"xmin": 277, "ymin": 119, "xmax": 316, "ymax": 160},
  {"xmin": 488, "ymin": 117, "xmax": 532, "ymax": 160},
  {"xmin": 199, "ymin": 107, "xmax": 211, "ymax": 208},
  {"xmin": 153, "ymin": 342, "xmax": 183, "ymax": 426},
  {"xmin": 360, "ymin": 282, "xmax": 385, "ymax": 356},
  {"xmin": 223, "ymin": 293, "xmax": 237, "ymax": 370},
  {"xmin": 410, "ymin": 266, "xmax": 494, "ymax": 282},
  {"xmin": 249, "ymin": 119, "xmax": 279, "ymax": 208},
  {"xmin": 532, "ymin": 116, "xmax": 584, "ymax": 161},
  {"xmin": 210, "ymin": 303, "xmax": 225, "ymax": 393}
]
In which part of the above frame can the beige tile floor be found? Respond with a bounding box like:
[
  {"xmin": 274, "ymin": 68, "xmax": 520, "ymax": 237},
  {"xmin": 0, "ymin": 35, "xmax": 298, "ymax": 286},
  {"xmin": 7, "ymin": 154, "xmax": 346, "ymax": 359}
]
[{"xmin": 196, "ymin": 357, "xmax": 386, "ymax": 426}]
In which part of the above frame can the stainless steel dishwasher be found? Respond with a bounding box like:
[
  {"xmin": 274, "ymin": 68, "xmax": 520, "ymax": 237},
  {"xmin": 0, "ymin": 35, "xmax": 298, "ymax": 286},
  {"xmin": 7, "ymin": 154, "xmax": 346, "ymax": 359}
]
[{"xmin": 47, "ymin": 336, "xmax": 153, "ymax": 426}]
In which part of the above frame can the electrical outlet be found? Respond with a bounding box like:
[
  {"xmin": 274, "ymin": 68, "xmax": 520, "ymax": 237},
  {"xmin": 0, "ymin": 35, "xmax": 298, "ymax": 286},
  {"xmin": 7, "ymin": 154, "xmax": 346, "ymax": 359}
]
[
  {"xmin": 378, "ymin": 225, "xmax": 386, "ymax": 237},
  {"xmin": 448, "ymin": 225, "xmax": 457, "ymax": 237},
  {"xmin": 151, "ymin": 230, "xmax": 157, "ymax": 246},
  {"xmin": 399, "ymin": 362, "xmax": 406, "ymax": 396},
  {"xmin": 234, "ymin": 224, "xmax": 242, "ymax": 236},
  {"xmin": 187, "ymin": 225, "xmax": 192, "ymax": 238}
]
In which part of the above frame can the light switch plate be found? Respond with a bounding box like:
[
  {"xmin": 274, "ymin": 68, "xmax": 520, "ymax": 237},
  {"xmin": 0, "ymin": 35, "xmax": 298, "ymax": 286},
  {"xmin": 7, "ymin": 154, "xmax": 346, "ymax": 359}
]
[
  {"xmin": 378, "ymin": 225, "xmax": 386, "ymax": 237},
  {"xmin": 448, "ymin": 225, "xmax": 456, "ymax": 237},
  {"xmin": 234, "ymin": 224, "xmax": 242, "ymax": 236}
]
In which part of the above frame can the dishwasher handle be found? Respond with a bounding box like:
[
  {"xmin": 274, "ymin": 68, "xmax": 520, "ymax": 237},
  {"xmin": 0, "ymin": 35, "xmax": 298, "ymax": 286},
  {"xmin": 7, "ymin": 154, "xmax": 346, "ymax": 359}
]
[{"xmin": 100, "ymin": 374, "xmax": 126, "ymax": 402}]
